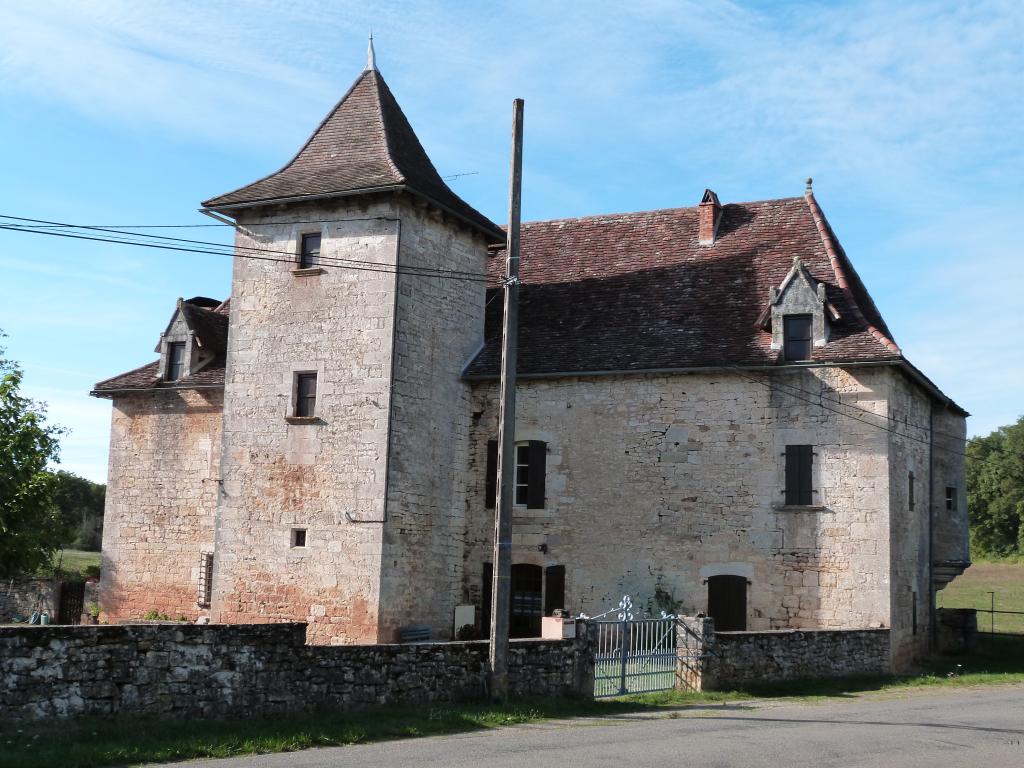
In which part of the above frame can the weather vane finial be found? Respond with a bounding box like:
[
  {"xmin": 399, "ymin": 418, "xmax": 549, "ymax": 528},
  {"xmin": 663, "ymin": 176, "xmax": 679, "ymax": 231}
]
[{"xmin": 367, "ymin": 31, "xmax": 377, "ymax": 71}]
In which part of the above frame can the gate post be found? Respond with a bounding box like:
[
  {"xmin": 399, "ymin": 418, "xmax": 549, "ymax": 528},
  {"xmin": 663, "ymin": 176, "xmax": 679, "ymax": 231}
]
[
  {"xmin": 618, "ymin": 619, "xmax": 630, "ymax": 696},
  {"xmin": 676, "ymin": 616, "xmax": 715, "ymax": 691}
]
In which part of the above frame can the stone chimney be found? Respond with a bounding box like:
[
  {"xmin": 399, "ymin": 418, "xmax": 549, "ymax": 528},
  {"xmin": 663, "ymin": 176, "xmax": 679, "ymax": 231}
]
[{"xmin": 698, "ymin": 189, "xmax": 722, "ymax": 245}]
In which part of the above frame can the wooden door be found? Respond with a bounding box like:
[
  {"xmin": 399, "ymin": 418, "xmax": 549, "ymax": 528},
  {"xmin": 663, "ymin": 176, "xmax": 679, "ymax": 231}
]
[
  {"xmin": 707, "ymin": 575, "xmax": 747, "ymax": 631},
  {"xmin": 510, "ymin": 564, "xmax": 543, "ymax": 638}
]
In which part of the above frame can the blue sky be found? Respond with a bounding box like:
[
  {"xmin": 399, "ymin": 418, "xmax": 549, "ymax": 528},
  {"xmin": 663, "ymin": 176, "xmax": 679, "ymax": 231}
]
[{"xmin": 1, "ymin": 0, "xmax": 1021, "ymax": 483}]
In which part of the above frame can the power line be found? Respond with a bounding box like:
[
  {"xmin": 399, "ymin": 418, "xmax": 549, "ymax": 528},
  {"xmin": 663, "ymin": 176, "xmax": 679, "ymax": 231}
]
[
  {"xmin": 0, "ymin": 214, "xmax": 491, "ymax": 281},
  {"xmin": 729, "ymin": 365, "xmax": 965, "ymax": 443},
  {"xmin": 0, "ymin": 222, "xmax": 493, "ymax": 284},
  {"xmin": 731, "ymin": 368, "xmax": 965, "ymax": 457}
]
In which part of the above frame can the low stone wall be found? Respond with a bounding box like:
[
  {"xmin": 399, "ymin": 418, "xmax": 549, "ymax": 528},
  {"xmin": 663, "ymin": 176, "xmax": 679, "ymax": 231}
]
[
  {"xmin": 935, "ymin": 608, "xmax": 978, "ymax": 655},
  {"xmin": 0, "ymin": 579, "xmax": 57, "ymax": 621},
  {"xmin": 676, "ymin": 617, "xmax": 890, "ymax": 690},
  {"xmin": 0, "ymin": 622, "xmax": 594, "ymax": 722}
]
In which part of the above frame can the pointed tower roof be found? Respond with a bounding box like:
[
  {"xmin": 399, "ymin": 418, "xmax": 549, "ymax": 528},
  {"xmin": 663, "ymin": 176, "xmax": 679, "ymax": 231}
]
[{"xmin": 202, "ymin": 68, "xmax": 503, "ymax": 242}]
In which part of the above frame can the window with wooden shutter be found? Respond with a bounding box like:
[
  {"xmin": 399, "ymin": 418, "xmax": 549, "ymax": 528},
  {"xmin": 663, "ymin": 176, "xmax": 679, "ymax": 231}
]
[
  {"xmin": 485, "ymin": 440, "xmax": 498, "ymax": 509},
  {"xmin": 481, "ymin": 562, "xmax": 493, "ymax": 637},
  {"xmin": 544, "ymin": 565, "xmax": 565, "ymax": 616},
  {"xmin": 785, "ymin": 444, "xmax": 814, "ymax": 505},
  {"xmin": 295, "ymin": 373, "xmax": 317, "ymax": 417},
  {"xmin": 167, "ymin": 342, "xmax": 186, "ymax": 381},
  {"xmin": 783, "ymin": 314, "xmax": 813, "ymax": 361},
  {"xmin": 299, "ymin": 233, "xmax": 321, "ymax": 268},
  {"xmin": 527, "ymin": 440, "xmax": 547, "ymax": 509}
]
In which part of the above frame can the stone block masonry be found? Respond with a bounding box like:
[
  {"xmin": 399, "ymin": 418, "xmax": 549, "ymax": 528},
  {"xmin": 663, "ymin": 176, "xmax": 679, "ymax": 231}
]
[
  {"xmin": 0, "ymin": 622, "xmax": 595, "ymax": 722},
  {"xmin": 676, "ymin": 617, "xmax": 890, "ymax": 690}
]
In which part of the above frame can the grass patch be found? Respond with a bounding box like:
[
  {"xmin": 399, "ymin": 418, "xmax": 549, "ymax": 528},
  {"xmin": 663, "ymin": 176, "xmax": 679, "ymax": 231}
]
[
  {"xmin": 0, "ymin": 697, "xmax": 663, "ymax": 768},
  {"xmin": 33, "ymin": 549, "xmax": 101, "ymax": 581},
  {"xmin": 937, "ymin": 561, "xmax": 1024, "ymax": 634}
]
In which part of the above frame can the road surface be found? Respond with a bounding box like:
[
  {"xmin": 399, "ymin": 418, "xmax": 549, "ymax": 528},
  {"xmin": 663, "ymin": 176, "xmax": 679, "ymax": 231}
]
[{"xmin": 162, "ymin": 686, "xmax": 1024, "ymax": 768}]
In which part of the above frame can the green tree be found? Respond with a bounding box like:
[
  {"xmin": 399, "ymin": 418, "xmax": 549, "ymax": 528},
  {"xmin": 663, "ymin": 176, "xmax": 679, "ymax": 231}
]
[
  {"xmin": 51, "ymin": 470, "xmax": 106, "ymax": 551},
  {"xmin": 0, "ymin": 334, "xmax": 66, "ymax": 578},
  {"xmin": 967, "ymin": 416, "xmax": 1024, "ymax": 556}
]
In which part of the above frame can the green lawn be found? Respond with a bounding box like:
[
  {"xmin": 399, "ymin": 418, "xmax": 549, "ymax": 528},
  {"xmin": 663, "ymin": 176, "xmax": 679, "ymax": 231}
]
[
  {"xmin": 33, "ymin": 549, "xmax": 101, "ymax": 581},
  {"xmin": 4, "ymin": 635, "xmax": 1023, "ymax": 768},
  {"xmin": 937, "ymin": 560, "xmax": 1024, "ymax": 634}
]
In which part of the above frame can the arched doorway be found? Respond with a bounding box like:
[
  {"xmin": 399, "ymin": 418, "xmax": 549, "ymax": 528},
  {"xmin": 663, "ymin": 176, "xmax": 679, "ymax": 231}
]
[{"xmin": 707, "ymin": 575, "xmax": 748, "ymax": 631}]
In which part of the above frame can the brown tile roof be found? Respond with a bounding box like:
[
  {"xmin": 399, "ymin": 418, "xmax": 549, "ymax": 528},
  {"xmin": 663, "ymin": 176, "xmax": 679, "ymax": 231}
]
[
  {"xmin": 92, "ymin": 298, "xmax": 230, "ymax": 397},
  {"xmin": 91, "ymin": 358, "xmax": 226, "ymax": 397},
  {"xmin": 464, "ymin": 192, "xmax": 903, "ymax": 378},
  {"xmin": 202, "ymin": 69, "xmax": 503, "ymax": 242}
]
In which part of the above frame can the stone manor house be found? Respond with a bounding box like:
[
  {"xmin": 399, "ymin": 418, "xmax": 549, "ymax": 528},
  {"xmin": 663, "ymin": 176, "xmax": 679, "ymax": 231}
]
[{"xmin": 92, "ymin": 54, "xmax": 969, "ymax": 666}]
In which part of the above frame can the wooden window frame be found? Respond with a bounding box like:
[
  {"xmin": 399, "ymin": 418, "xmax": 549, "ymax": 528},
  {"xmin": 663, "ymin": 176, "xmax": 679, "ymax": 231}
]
[
  {"xmin": 166, "ymin": 341, "xmax": 187, "ymax": 381},
  {"xmin": 298, "ymin": 232, "xmax": 322, "ymax": 270},
  {"xmin": 487, "ymin": 439, "xmax": 546, "ymax": 510},
  {"xmin": 782, "ymin": 314, "xmax": 813, "ymax": 362},
  {"xmin": 294, "ymin": 372, "xmax": 317, "ymax": 418}
]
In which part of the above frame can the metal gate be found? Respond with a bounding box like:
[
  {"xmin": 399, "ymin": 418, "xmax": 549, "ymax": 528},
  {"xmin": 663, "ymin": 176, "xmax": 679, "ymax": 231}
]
[
  {"xmin": 587, "ymin": 596, "xmax": 681, "ymax": 697},
  {"xmin": 57, "ymin": 581, "xmax": 85, "ymax": 625}
]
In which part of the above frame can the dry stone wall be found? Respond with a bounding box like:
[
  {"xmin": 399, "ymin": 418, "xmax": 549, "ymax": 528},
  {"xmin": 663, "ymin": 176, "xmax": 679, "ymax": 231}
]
[
  {"xmin": 99, "ymin": 389, "xmax": 222, "ymax": 623},
  {"xmin": 676, "ymin": 617, "xmax": 890, "ymax": 689},
  {"xmin": 0, "ymin": 623, "xmax": 593, "ymax": 722},
  {"xmin": 0, "ymin": 580, "xmax": 57, "ymax": 621}
]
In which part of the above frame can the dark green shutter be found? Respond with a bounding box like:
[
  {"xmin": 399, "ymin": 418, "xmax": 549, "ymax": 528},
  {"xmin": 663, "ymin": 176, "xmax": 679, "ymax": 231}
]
[
  {"xmin": 485, "ymin": 440, "xmax": 498, "ymax": 509},
  {"xmin": 527, "ymin": 440, "xmax": 546, "ymax": 509},
  {"xmin": 785, "ymin": 445, "xmax": 813, "ymax": 505},
  {"xmin": 544, "ymin": 565, "xmax": 565, "ymax": 616}
]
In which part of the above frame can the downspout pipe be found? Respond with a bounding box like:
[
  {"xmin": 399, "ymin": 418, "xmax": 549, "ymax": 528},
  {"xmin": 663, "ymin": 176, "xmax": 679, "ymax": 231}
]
[{"xmin": 928, "ymin": 404, "xmax": 936, "ymax": 652}]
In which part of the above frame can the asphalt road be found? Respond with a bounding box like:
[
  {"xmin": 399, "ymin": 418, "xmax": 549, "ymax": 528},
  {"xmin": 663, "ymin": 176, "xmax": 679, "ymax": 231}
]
[{"xmin": 164, "ymin": 686, "xmax": 1024, "ymax": 768}]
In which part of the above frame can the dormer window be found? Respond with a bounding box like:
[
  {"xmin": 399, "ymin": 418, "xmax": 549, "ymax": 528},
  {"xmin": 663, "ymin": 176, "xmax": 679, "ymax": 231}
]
[
  {"xmin": 167, "ymin": 342, "xmax": 186, "ymax": 381},
  {"xmin": 783, "ymin": 315, "xmax": 813, "ymax": 362},
  {"xmin": 299, "ymin": 233, "xmax": 321, "ymax": 269}
]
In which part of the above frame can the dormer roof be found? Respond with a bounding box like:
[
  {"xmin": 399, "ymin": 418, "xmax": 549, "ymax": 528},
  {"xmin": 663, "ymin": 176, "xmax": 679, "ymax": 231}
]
[{"xmin": 202, "ymin": 68, "xmax": 504, "ymax": 243}]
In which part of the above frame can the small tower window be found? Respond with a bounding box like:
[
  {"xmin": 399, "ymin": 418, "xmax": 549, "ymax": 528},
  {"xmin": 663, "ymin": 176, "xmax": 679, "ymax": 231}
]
[
  {"xmin": 294, "ymin": 372, "xmax": 318, "ymax": 418},
  {"xmin": 946, "ymin": 486, "xmax": 958, "ymax": 512},
  {"xmin": 909, "ymin": 471, "xmax": 915, "ymax": 510},
  {"xmin": 783, "ymin": 315, "xmax": 813, "ymax": 361},
  {"xmin": 299, "ymin": 233, "xmax": 321, "ymax": 269},
  {"xmin": 167, "ymin": 342, "xmax": 186, "ymax": 381},
  {"xmin": 291, "ymin": 528, "xmax": 307, "ymax": 548}
]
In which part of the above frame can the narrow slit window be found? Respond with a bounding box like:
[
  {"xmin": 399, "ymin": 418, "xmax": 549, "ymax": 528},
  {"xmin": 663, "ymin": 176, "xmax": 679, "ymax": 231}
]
[
  {"xmin": 299, "ymin": 233, "xmax": 321, "ymax": 269},
  {"xmin": 945, "ymin": 486, "xmax": 957, "ymax": 512},
  {"xmin": 167, "ymin": 342, "xmax": 186, "ymax": 381},
  {"xmin": 783, "ymin": 314, "xmax": 813, "ymax": 362},
  {"xmin": 909, "ymin": 471, "xmax": 915, "ymax": 510},
  {"xmin": 295, "ymin": 373, "xmax": 317, "ymax": 418}
]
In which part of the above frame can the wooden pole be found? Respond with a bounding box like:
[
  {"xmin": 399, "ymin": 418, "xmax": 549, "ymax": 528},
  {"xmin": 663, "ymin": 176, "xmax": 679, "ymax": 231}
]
[{"xmin": 489, "ymin": 97, "xmax": 524, "ymax": 701}]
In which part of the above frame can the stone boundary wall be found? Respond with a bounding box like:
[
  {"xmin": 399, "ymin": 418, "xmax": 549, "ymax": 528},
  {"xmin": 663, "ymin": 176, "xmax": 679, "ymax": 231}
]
[
  {"xmin": 676, "ymin": 617, "xmax": 890, "ymax": 690},
  {"xmin": 0, "ymin": 622, "xmax": 595, "ymax": 722},
  {"xmin": 0, "ymin": 579, "xmax": 58, "ymax": 621}
]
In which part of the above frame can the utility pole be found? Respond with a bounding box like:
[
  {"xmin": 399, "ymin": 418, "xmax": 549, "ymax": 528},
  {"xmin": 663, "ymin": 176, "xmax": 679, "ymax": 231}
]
[{"xmin": 489, "ymin": 97, "xmax": 524, "ymax": 701}]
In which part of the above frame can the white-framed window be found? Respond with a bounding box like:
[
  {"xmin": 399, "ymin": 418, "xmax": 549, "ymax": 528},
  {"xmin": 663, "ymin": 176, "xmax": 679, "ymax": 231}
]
[{"xmin": 514, "ymin": 443, "xmax": 531, "ymax": 506}]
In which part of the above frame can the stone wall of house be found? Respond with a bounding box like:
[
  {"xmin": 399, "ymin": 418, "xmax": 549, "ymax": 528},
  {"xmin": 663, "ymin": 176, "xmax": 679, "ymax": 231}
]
[
  {"xmin": 212, "ymin": 199, "xmax": 399, "ymax": 644},
  {"xmin": 99, "ymin": 389, "xmax": 222, "ymax": 623},
  {"xmin": 464, "ymin": 366, "xmax": 895, "ymax": 633},
  {"xmin": 378, "ymin": 205, "xmax": 490, "ymax": 642},
  {"xmin": 675, "ymin": 617, "xmax": 890, "ymax": 690},
  {"xmin": 0, "ymin": 623, "xmax": 593, "ymax": 722},
  {"xmin": 0, "ymin": 579, "xmax": 57, "ymax": 621},
  {"xmin": 212, "ymin": 197, "xmax": 488, "ymax": 644},
  {"xmin": 932, "ymin": 407, "xmax": 969, "ymax": 567}
]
